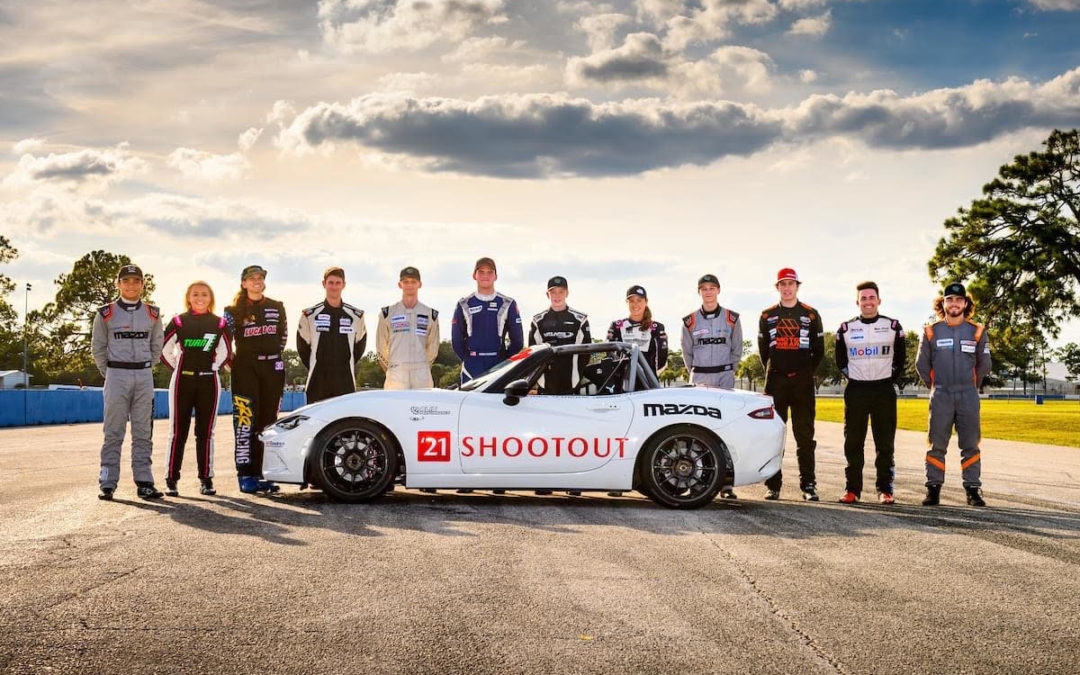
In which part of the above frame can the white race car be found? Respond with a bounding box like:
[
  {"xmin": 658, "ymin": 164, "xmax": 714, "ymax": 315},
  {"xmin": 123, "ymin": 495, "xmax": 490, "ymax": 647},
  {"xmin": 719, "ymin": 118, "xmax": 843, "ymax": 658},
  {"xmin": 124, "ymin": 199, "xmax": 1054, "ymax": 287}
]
[{"xmin": 260, "ymin": 342, "xmax": 785, "ymax": 509}]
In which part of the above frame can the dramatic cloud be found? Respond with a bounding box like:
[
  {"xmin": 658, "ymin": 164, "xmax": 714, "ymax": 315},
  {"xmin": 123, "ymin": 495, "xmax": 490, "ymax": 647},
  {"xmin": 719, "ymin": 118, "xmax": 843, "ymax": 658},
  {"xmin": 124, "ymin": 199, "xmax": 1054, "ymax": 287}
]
[
  {"xmin": 167, "ymin": 148, "xmax": 251, "ymax": 181},
  {"xmin": 272, "ymin": 67, "xmax": 1080, "ymax": 178},
  {"xmin": 317, "ymin": 0, "xmax": 508, "ymax": 54},
  {"xmin": 788, "ymin": 11, "xmax": 831, "ymax": 37},
  {"xmin": 4, "ymin": 144, "xmax": 147, "ymax": 190},
  {"xmin": 660, "ymin": 0, "xmax": 779, "ymax": 50},
  {"xmin": 567, "ymin": 32, "xmax": 669, "ymax": 85}
]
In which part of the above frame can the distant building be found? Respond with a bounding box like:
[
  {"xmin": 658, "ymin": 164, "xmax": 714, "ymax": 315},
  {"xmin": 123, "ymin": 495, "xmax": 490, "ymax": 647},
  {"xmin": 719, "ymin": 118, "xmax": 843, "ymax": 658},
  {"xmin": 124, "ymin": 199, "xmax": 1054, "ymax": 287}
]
[{"xmin": 0, "ymin": 371, "xmax": 32, "ymax": 389}]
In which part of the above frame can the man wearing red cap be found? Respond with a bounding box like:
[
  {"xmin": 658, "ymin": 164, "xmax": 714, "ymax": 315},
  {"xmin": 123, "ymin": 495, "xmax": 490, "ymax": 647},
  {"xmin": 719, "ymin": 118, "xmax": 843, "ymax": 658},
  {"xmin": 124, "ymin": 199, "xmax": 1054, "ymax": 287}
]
[{"xmin": 757, "ymin": 268, "xmax": 825, "ymax": 501}]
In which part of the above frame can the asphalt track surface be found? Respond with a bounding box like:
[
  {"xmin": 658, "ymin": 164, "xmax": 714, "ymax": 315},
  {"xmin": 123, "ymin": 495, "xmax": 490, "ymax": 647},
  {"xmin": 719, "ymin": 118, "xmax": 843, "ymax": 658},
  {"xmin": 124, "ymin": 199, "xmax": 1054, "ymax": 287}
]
[{"xmin": 1, "ymin": 417, "xmax": 1078, "ymax": 674}]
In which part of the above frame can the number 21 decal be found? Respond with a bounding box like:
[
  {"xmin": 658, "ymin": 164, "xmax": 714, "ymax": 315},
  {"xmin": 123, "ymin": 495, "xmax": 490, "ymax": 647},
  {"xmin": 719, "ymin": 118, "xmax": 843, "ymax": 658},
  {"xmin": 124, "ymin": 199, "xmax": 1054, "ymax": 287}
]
[{"xmin": 417, "ymin": 431, "xmax": 451, "ymax": 462}]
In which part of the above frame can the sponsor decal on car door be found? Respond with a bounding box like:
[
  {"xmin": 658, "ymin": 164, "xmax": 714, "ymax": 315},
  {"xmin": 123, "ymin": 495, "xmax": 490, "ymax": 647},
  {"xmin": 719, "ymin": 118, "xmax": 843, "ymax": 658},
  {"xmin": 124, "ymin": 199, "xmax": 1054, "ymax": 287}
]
[{"xmin": 457, "ymin": 392, "xmax": 634, "ymax": 474}]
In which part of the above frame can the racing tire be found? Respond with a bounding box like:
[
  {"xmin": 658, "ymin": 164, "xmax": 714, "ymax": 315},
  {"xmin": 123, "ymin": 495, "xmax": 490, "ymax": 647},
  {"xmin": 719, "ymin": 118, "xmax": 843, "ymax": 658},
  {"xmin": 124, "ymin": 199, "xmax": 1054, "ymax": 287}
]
[
  {"xmin": 640, "ymin": 426, "xmax": 726, "ymax": 509},
  {"xmin": 308, "ymin": 419, "xmax": 399, "ymax": 503}
]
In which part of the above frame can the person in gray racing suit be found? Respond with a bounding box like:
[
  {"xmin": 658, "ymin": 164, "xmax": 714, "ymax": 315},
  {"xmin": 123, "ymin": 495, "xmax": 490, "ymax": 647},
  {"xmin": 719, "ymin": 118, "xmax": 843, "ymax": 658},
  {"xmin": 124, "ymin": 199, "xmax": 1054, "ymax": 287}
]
[
  {"xmin": 680, "ymin": 274, "xmax": 742, "ymax": 499},
  {"xmin": 91, "ymin": 264, "xmax": 164, "ymax": 501},
  {"xmin": 916, "ymin": 282, "xmax": 992, "ymax": 507}
]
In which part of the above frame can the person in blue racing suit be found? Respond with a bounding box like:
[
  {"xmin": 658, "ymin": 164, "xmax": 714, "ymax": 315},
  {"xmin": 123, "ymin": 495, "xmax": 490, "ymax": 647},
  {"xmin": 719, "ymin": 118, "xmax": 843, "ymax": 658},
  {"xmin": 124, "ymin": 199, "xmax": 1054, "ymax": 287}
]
[{"xmin": 451, "ymin": 257, "xmax": 523, "ymax": 385}]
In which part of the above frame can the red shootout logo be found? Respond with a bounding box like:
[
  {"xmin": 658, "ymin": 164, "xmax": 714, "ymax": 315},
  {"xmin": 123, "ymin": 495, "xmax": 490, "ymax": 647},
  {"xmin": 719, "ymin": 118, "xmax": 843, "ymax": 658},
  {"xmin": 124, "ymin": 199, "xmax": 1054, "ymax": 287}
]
[{"xmin": 417, "ymin": 431, "xmax": 451, "ymax": 462}]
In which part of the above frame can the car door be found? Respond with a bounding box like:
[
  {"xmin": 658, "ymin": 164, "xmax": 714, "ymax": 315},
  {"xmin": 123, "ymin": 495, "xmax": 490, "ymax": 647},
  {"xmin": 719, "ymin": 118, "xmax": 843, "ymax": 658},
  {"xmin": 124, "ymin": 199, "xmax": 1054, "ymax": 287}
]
[{"xmin": 457, "ymin": 391, "xmax": 634, "ymax": 474}]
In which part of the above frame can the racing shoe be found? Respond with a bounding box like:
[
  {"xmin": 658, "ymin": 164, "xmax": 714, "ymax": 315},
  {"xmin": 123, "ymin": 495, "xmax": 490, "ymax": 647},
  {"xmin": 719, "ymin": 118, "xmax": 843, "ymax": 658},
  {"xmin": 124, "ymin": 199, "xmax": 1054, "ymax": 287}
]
[
  {"xmin": 837, "ymin": 491, "xmax": 859, "ymax": 504},
  {"xmin": 764, "ymin": 489, "xmax": 781, "ymax": 501},
  {"xmin": 801, "ymin": 484, "xmax": 820, "ymax": 502},
  {"xmin": 256, "ymin": 480, "xmax": 280, "ymax": 494},
  {"xmin": 199, "ymin": 479, "xmax": 216, "ymax": 496},
  {"xmin": 165, "ymin": 479, "xmax": 179, "ymax": 497},
  {"xmin": 922, "ymin": 485, "xmax": 941, "ymax": 506},
  {"xmin": 878, "ymin": 492, "xmax": 895, "ymax": 505},
  {"xmin": 98, "ymin": 487, "xmax": 114, "ymax": 501},
  {"xmin": 965, "ymin": 486, "xmax": 986, "ymax": 507},
  {"xmin": 239, "ymin": 476, "xmax": 279, "ymax": 494},
  {"xmin": 720, "ymin": 489, "xmax": 738, "ymax": 500},
  {"xmin": 136, "ymin": 483, "xmax": 164, "ymax": 500}
]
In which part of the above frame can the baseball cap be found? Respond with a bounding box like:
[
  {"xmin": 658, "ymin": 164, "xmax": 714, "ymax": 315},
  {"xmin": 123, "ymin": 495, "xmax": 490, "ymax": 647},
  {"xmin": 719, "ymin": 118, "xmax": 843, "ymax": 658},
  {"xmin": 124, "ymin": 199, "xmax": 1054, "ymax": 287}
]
[
  {"xmin": 626, "ymin": 285, "xmax": 648, "ymax": 300},
  {"xmin": 241, "ymin": 264, "xmax": 267, "ymax": 280},
  {"xmin": 943, "ymin": 282, "xmax": 966, "ymax": 298},
  {"xmin": 116, "ymin": 264, "xmax": 143, "ymax": 280},
  {"xmin": 474, "ymin": 257, "xmax": 497, "ymax": 273},
  {"xmin": 776, "ymin": 268, "xmax": 800, "ymax": 284},
  {"xmin": 400, "ymin": 266, "xmax": 421, "ymax": 281},
  {"xmin": 547, "ymin": 276, "xmax": 568, "ymax": 290},
  {"xmin": 323, "ymin": 266, "xmax": 345, "ymax": 281},
  {"xmin": 697, "ymin": 273, "xmax": 720, "ymax": 288}
]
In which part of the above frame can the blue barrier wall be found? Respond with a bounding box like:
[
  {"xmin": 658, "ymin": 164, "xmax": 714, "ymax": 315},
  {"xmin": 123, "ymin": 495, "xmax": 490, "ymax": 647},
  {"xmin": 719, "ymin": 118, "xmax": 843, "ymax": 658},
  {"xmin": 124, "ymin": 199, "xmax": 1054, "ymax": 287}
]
[{"xmin": 0, "ymin": 389, "xmax": 308, "ymax": 427}]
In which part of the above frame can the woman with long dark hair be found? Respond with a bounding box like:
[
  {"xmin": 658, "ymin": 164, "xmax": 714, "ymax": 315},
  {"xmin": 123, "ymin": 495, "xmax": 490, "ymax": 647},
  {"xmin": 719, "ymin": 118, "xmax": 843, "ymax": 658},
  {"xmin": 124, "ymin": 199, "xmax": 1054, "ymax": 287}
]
[
  {"xmin": 224, "ymin": 265, "xmax": 287, "ymax": 494},
  {"xmin": 161, "ymin": 281, "xmax": 231, "ymax": 496},
  {"xmin": 606, "ymin": 284, "xmax": 669, "ymax": 375}
]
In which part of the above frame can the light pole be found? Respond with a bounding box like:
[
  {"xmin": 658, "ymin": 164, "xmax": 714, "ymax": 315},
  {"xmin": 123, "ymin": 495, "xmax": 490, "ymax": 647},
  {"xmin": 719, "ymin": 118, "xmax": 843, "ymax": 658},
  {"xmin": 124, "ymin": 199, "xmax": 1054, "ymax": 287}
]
[{"xmin": 23, "ymin": 283, "xmax": 30, "ymax": 391}]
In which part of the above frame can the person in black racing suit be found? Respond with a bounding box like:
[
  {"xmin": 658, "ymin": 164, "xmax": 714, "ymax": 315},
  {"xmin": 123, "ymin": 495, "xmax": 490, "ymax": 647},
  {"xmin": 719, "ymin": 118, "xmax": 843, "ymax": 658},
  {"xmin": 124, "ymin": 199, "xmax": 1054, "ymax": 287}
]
[
  {"xmin": 224, "ymin": 265, "xmax": 287, "ymax": 495},
  {"xmin": 606, "ymin": 285, "xmax": 668, "ymax": 376},
  {"xmin": 528, "ymin": 276, "xmax": 592, "ymax": 395}
]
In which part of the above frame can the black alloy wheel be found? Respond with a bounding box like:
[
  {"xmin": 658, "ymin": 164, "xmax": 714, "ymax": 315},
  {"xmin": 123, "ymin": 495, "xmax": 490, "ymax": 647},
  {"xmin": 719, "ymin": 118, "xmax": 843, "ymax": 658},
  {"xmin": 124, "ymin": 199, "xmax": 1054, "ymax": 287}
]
[{"xmin": 310, "ymin": 420, "xmax": 399, "ymax": 502}]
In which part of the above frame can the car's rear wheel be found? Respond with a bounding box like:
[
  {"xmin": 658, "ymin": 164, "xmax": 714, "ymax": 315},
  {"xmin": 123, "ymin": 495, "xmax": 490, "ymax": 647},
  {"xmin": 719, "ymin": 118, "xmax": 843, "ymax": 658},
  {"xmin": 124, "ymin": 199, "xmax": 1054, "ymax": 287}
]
[
  {"xmin": 640, "ymin": 426, "xmax": 725, "ymax": 509},
  {"xmin": 309, "ymin": 419, "xmax": 398, "ymax": 502}
]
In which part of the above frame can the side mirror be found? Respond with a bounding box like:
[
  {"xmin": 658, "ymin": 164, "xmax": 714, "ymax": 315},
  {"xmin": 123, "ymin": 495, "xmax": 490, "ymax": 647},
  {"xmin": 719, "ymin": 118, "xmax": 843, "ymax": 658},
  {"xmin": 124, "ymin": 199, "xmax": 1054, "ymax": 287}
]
[{"xmin": 503, "ymin": 378, "xmax": 530, "ymax": 406}]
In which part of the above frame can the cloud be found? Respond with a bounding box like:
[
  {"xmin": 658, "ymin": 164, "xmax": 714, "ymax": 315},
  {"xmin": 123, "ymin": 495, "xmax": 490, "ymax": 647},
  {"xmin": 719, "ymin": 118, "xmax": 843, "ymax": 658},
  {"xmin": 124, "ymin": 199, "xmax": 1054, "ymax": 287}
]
[
  {"xmin": 660, "ymin": 0, "xmax": 778, "ymax": 50},
  {"xmin": 577, "ymin": 12, "xmax": 633, "ymax": 51},
  {"xmin": 567, "ymin": 34, "xmax": 773, "ymax": 98},
  {"xmin": 317, "ymin": 0, "xmax": 508, "ymax": 54},
  {"xmin": 567, "ymin": 32, "xmax": 669, "ymax": 86},
  {"xmin": 12, "ymin": 137, "xmax": 46, "ymax": 154},
  {"xmin": 271, "ymin": 66, "xmax": 1080, "ymax": 178},
  {"xmin": 788, "ymin": 11, "xmax": 831, "ymax": 37},
  {"xmin": 167, "ymin": 147, "xmax": 251, "ymax": 181},
  {"xmin": 442, "ymin": 36, "xmax": 522, "ymax": 63},
  {"xmin": 4, "ymin": 143, "xmax": 147, "ymax": 191},
  {"xmin": 799, "ymin": 69, "xmax": 818, "ymax": 83},
  {"xmin": 238, "ymin": 127, "xmax": 263, "ymax": 151},
  {"xmin": 1025, "ymin": 0, "xmax": 1080, "ymax": 9}
]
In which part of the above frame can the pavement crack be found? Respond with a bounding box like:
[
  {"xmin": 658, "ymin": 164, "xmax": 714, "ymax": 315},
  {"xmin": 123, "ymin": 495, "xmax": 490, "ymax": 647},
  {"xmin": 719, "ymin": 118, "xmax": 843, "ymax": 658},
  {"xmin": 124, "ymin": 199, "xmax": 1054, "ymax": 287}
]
[{"xmin": 703, "ymin": 534, "xmax": 848, "ymax": 675}]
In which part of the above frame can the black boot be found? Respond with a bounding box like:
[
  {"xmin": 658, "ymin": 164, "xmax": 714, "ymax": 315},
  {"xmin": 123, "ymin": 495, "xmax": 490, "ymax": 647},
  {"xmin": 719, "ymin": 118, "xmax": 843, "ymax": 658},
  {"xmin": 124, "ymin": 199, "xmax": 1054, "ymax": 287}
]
[
  {"xmin": 965, "ymin": 486, "xmax": 986, "ymax": 507},
  {"xmin": 165, "ymin": 479, "xmax": 179, "ymax": 497},
  {"xmin": 98, "ymin": 487, "xmax": 114, "ymax": 501},
  {"xmin": 922, "ymin": 484, "xmax": 941, "ymax": 506},
  {"xmin": 200, "ymin": 479, "xmax": 216, "ymax": 496},
  {"xmin": 136, "ymin": 482, "xmax": 164, "ymax": 500}
]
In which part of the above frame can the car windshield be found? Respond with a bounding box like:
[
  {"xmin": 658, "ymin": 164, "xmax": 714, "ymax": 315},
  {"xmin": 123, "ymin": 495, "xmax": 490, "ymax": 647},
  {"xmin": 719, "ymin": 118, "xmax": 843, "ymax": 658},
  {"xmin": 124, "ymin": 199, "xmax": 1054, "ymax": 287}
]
[{"xmin": 458, "ymin": 350, "xmax": 533, "ymax": 392}]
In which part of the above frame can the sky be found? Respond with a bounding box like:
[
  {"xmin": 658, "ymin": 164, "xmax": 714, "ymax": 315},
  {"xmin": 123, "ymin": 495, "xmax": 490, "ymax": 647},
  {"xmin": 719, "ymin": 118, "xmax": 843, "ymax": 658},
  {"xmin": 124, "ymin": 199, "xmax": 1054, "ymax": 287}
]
[{"xmin": 2, "ymin": 0, "xmax": 1079, "ymax": 356}]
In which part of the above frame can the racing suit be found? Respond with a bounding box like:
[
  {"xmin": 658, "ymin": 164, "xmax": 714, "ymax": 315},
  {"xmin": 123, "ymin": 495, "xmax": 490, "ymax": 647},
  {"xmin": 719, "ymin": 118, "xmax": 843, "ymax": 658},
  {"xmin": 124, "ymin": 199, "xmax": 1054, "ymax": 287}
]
[
  {"xmin": 916, "ymin": 319, "xmax": 991, "ymax": 488},
  {"xmin": 758, "ymin": 302, "xmax": 824, "ymax": 493},
  {"xmin": 528, "ymin": 307, "xmax": 591, "ymax": 395},
  {"xmin": 681, "ymin": 306, "xmax": 742, "ymax": 388},
  {"xmin": 451, "ymin": 292, "xmax": 523, "ymax": 384},
  {"xmin": 607, "ymin": 319, "xmax": 668, "ymax": 376},
  {"xmin": 160, "ymin": 312, "xmax": 231, "ymax": 483},
  {"xmin": 377, "ymin": 300, "xmax": 440, "ymax": 390},
  {"xmin": 225, "ymin": 297, "xmax": 287, "ymax": 479},
  {"xmin": 91, "ymin": 299, "xmax": 164, "ymax": 490},
  {"xmin": 835, "ymin": 315, "xmax": 906, "ymax": 496},
  {"xmin": 297, "ymin": 301, "xmax": 366, "ymax": 403}
]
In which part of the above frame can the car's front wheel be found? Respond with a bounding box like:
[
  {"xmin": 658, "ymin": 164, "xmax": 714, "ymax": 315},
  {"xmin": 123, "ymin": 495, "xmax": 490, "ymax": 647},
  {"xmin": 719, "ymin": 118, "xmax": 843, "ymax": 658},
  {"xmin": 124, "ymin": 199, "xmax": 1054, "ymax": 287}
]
[
  {"xmin": 308, "ymin": 419, "xmax": 399, "ymax": 502},
  {"xmin": 640, "ymin": 426, "xmax": 725, "ymax": 509}
]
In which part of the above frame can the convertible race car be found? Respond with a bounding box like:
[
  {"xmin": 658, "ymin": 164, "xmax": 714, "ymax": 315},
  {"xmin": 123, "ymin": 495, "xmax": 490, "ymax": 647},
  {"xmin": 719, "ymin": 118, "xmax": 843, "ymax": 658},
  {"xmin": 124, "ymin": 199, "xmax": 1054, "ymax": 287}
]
[{"xmin": 260, "ymin": 342, "xmax": 785, "ymax": 509}]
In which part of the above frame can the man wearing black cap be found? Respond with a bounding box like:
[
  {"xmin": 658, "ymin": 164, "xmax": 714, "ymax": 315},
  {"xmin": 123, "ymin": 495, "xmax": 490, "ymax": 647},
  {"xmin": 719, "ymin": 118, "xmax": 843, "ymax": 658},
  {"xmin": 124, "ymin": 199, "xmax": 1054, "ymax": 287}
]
[
  {"xmin": 916, "ymin": 282, "xmax": 992, "ymax": 507},
  {"xmin": 377, "ymin": 266, "xmax": 440, "ymax": 390},
  {"xmin": 451, "ymin": 257, "xmax": 523, "ymax": 384},
  {"xmin": 91, "ymin": 264, "xmax": 164, "ymax": 501},
  {"xmin": 297, "ymin": 267, "xmax": 367, "ymax": 403},
  {"xmin": 681, "ymin": 274, "xmax": 742, "ymax": 389},
  {"xmin": 528, "ymin": 276, "xmax": 591, "ymax": 395}
]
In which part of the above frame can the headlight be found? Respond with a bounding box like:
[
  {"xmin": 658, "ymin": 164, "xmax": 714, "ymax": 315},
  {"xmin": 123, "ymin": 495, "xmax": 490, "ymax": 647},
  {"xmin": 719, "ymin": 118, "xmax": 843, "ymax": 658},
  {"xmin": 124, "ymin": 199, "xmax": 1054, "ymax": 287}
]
[{"xmin": 273, "ymin": 414, "xmax": 310, "ymax": 431}]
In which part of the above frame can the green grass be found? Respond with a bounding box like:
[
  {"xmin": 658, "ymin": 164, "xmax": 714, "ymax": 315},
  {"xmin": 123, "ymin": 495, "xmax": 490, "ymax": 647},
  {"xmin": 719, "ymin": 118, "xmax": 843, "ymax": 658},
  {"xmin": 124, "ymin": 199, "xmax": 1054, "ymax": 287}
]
[{"xmin": 815, "ymin": 398, "xmax": 1080, "ymax": 448}]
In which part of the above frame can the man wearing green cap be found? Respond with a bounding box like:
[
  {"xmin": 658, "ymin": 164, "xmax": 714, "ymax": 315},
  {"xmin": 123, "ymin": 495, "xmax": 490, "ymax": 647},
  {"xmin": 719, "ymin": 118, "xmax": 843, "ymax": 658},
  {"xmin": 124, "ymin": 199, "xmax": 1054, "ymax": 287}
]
[
  {"xmin": 377, "ymin": 266, "xmax": 440, "ymax": 390},
  {"xmin": 916, "ymin": 282, "xmax": 991, "ymax": 507}
]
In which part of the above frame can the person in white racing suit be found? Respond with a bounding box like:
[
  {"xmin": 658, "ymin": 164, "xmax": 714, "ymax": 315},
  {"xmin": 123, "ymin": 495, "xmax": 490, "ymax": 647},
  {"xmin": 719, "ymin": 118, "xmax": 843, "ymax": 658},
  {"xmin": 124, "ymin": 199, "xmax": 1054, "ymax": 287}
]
[{"xmin": 377, "ymin": 266, "xmax": 440, "ymax": 390}]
